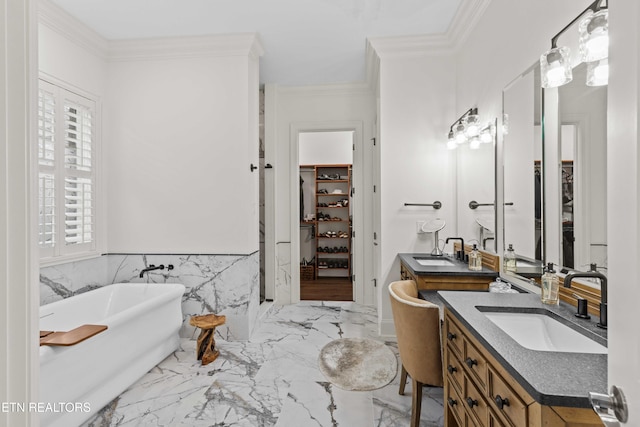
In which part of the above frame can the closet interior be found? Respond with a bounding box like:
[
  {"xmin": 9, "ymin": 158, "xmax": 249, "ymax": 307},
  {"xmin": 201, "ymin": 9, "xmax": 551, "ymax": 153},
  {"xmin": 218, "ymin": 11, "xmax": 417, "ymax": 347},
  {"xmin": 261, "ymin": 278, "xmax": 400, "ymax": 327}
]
[{"xmin": 300, "ymin": 164, "xmax": 353, "ymax": 300}]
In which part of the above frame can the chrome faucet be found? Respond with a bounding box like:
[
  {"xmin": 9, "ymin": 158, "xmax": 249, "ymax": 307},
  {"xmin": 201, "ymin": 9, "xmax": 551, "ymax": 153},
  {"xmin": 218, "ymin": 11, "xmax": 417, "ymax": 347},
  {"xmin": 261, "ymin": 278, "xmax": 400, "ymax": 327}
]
[
  {"xmin": 563, "ymin": 263, "xmax": 607, "ymax": 329},
  {"xmin": 139, "ymin": 264, "xmax": 174, "ymax": 278}
]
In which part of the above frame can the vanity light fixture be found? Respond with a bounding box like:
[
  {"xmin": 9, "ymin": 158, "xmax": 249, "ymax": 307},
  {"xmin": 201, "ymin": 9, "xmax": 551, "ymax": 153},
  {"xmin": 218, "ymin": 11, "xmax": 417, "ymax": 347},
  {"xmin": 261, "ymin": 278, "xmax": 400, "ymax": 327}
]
[
  {"xmin": 446, "ymin": 107, "xmax": 478, "ymax": 150},
  {"xmin": 540, "ymin": 0, "xmax": 608, "ymax": 89}
]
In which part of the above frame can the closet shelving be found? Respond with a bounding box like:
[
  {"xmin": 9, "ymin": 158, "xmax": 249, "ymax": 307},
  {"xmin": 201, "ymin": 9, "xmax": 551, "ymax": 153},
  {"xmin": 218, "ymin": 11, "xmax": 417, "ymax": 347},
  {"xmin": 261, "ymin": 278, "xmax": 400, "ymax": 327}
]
[{"xmin": 300, "ymin": 164, "xmax": 352, "ymax": 281}]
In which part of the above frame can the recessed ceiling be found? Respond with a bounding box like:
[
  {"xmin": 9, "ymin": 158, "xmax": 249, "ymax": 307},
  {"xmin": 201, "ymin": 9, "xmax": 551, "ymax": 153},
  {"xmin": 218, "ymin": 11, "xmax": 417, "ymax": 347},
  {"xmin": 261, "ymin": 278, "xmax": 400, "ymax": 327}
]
[{"xmin": 50, "ymin": 0, "xmax": 463, "ymax": 86}]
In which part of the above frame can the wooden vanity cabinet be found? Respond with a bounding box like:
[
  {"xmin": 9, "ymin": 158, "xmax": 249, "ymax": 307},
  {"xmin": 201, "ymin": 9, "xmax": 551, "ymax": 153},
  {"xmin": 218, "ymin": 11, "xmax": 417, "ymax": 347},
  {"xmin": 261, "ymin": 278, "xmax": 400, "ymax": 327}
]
[
  {"xmin": 400, "ymin": 263, "xmax": 492, "ymax": 291},
  {"xmin": 443, "ymin": 309, "xmax": 602, "ymax": 427}
]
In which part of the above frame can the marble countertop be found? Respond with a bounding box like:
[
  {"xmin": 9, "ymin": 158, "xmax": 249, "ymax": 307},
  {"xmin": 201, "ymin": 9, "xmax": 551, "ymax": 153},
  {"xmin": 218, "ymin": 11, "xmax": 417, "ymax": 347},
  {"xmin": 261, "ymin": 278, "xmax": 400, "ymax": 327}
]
[
  {"xmin": 435, "ymin": 290, "xmax": 607, "ymax": 408},
  {"xmin": 398, "ymin": 253, "xmax": 499, "ymax": 277}
]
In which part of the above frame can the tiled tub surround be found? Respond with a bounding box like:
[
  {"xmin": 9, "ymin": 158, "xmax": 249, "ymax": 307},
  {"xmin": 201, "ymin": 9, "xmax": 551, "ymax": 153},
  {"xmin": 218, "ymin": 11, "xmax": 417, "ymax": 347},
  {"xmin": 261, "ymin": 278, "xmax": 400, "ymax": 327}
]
[
  {"xmin": 82, "ymin": 301, "xmax": 445, "ymax": 427},
  {"xmin": 40, "ymin": 252, "xmax": 260, "ymax": 340}
]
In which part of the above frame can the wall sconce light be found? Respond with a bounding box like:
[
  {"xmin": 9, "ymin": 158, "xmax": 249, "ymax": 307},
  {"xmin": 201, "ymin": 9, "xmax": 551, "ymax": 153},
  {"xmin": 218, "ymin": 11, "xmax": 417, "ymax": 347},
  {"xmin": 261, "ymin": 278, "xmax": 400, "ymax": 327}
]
[
  {"xmin": 540, "ymin": 0, "xmax": 608, "ymax": 89},
  {"xmin": 447, "ymin": 107, "xmax": 477, "ymax": 150},
  {"xmin": 447, "ymin": 108, "xmax": 495, "ymax": 150}
]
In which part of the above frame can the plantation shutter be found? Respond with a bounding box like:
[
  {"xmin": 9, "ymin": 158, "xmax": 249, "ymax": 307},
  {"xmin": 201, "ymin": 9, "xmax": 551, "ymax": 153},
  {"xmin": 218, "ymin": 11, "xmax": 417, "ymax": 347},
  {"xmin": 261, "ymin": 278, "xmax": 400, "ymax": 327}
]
[
  {"xmin": 63, "ymin": 94, "xmax": 94, "ymax": 249},
  {"xmin": 37, "ymin": 79, "xmax": 97, "ymax": 259},
  {"xmin": 37, "ymin": 82, "xmax": 57, "ymax": 257}
]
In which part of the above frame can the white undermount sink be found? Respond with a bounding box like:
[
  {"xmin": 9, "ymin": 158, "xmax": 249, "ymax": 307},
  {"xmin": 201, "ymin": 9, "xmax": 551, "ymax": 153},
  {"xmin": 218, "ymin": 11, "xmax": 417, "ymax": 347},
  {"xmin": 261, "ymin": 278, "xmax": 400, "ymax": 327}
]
[
  {"xmin": 414, "ymin": 257, "xmax": 455, "ymax": 267},
  {"xmin": 483, "ymin": 311, "xmax": 607, "ymax": 354}
]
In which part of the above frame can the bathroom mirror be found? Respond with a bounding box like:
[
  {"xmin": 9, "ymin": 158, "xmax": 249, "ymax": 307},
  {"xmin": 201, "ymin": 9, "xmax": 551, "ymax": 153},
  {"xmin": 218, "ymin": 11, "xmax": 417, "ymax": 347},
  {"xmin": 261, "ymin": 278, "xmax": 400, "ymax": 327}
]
[
  {"xmin": 502, "ymin": 63, "xmax": 544, "ymax": 278},
  {"xmin": 455, "ymin": 129, "xmax": 496, "ymax": 253},
  {"xmin": 556, "ymin": 62, "xmax": 607, "ymax": 272}
]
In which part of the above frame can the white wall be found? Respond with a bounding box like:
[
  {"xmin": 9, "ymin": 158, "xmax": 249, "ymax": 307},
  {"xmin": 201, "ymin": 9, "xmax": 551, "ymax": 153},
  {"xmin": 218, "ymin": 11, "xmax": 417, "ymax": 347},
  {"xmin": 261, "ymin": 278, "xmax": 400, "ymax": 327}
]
[
  {"xmin": 38, "ymin": 19, "xmax": 107, "ymax": 97},
  {"xmin": 299, "ymin": 131, "xmax": 353, "ymax": 165},
  {"xmin": 374, "ymin": 51, "xmax": 457, "ymax": 335},
  {"xmin": 266, "ymin": 83, "xmax": 375, "ymax": 305},
  {"xmin": 106, "ymin": 37, "xmax": 262, "ymax": 254}
]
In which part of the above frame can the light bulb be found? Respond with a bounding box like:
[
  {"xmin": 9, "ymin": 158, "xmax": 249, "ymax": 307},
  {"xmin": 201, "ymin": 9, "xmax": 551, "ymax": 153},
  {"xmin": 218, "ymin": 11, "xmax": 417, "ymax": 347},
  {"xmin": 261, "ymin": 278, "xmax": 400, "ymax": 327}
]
[
  {"xmin": 447, "ymin": 130, "xmax": 457, "ymax": 149},
  {"xmin": 469, "ymin": 136, "xmax": 481, "ymax": 150},
  {"xmin": 480, "ymin": 128, "xmax": 493, "ymax": 143},
  {"xmin": 464, "ymin": 114, "xmax": 480, "ymax": 138},
  {"xmin": 586, "ymin": 58, "xmax": 608, "ymax": 86},
  {"xmin": 454, "ymin": 121, "xmax": 467, "ymax": 144},
  {"xmin": 579, "ymin": 10, "xmax": 608, "ymax": 62},
  {"xmin": 540, "ymin": 47, "xmax": 572, "ymax": 88}
]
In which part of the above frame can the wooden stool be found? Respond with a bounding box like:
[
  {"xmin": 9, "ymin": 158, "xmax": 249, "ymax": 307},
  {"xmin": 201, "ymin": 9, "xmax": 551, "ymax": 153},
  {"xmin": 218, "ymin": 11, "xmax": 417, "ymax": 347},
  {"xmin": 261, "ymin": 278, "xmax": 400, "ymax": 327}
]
[{"xmin": 189, "ymin": 313, "xmax": 226, "ymax": 365}]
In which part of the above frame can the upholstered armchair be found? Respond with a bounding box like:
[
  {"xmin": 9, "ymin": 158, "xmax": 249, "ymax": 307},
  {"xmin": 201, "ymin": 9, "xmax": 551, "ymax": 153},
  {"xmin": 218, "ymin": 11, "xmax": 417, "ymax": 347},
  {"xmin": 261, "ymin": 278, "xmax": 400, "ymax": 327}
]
[{"xmin": 389, "ymin": 280, "xmax": 443, "ymax": 427}]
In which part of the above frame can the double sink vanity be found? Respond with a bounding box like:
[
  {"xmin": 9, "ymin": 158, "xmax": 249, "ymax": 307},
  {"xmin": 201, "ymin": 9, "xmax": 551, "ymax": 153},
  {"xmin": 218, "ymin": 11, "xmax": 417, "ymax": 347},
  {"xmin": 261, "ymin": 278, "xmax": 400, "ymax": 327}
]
[{"xmin": 399, "ymin": 252, "xmax": 605, "ymax": 427}]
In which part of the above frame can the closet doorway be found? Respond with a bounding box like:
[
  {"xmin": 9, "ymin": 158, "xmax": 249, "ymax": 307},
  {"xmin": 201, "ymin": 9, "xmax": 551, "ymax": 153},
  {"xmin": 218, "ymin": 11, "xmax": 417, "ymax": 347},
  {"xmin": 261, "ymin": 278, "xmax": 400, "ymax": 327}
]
[{"xmin": 299, "ymin": 131, "xmax": 353, "ymax": 301}]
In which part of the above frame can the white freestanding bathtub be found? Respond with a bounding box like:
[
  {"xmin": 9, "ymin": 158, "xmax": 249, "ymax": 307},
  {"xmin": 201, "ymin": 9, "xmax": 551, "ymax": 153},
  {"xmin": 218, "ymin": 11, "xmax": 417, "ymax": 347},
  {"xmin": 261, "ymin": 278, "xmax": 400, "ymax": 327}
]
[{"xmin": 39, "ymin": 282, "xmax": 185, "ymax": 427}]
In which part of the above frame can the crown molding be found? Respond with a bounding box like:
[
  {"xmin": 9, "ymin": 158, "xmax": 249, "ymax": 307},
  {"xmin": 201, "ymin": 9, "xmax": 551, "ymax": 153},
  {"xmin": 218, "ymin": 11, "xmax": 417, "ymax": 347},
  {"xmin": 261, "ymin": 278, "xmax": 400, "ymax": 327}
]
[
  {"xmin": 107, "ymin": 33, "xmax": 264, "ymax": 62},
  {"xmin": 445, "ymin": 0, "xmax": 492, "ymax": 50},
  {"xmin": 367, "ymin": 33, "xmax": 454, "ymax": 59},
  {"xmin": 366, "ymin": 0, "xmax": 492, "ymax": 59},
  {"xmin": 38, "ymin": 0, "xmax": 109, "ymax": 59}
]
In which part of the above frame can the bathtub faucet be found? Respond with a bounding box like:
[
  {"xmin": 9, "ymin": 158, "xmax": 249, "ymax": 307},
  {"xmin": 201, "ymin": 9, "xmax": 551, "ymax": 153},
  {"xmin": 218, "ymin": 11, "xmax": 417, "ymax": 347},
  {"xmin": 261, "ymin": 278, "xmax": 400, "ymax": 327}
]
[{"xmin": 139, "ymin": 264, "xmax": 174, "ymax": 278}]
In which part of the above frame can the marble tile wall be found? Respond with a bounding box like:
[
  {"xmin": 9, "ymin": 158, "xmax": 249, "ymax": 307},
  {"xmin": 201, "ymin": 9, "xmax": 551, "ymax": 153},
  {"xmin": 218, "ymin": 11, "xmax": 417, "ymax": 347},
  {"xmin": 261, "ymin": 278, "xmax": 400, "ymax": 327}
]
[
  {"xmin": 40, "ymin": 252, "xmax": 260, "ymax": 340},
  {"xmin": 275, "ymin": 242, "xmax": 292, "ymax": 304}
]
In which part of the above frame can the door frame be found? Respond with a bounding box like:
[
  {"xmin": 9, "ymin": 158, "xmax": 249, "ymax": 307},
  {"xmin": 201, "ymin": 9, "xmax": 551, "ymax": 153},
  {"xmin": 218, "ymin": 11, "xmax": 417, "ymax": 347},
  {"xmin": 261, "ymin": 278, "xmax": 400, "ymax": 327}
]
[{"xmin": 290, "ymin": 121, "xmax": 366, "ymax": 303}]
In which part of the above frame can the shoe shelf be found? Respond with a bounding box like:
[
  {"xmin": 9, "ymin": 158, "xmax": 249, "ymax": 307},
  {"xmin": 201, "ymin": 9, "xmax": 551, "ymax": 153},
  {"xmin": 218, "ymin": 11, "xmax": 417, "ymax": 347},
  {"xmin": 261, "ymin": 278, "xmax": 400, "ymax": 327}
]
[{"xmin": 314, "ymin": 164, "xmax": 352, "ymax": 280}]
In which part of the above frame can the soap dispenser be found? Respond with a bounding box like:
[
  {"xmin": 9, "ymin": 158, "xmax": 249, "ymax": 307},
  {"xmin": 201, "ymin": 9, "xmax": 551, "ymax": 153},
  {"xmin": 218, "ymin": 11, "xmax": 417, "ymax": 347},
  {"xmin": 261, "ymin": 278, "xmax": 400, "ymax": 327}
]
[
  {"xmin": 504, "ymin": 244, "xmax": 517, "ymax": 273},
  {"xmin": 468, "ymin": 244, "xmax": 482, "ymax": 271},
  {"xmin": 541, "ymin": 262, "xmax": 559, "ymax": 305}
]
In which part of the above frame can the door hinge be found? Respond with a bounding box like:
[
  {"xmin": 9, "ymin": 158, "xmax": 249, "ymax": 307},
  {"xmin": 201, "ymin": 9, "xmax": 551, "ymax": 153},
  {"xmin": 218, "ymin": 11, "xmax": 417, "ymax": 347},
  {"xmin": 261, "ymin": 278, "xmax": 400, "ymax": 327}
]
[
  {"xmin": 373, "ymin": 185, "xmax": 376, "ymax": 193},
  {"xmin": 352, "ymin": 231, "xmax": 355, "ymax": 238},
  {"xmin": 371, "ymin": 137, "xmax": 376, "ymax": 146},
  {"xmin": 373, "ymin": 232, "xmax": 377, "ymax": 240},
  {"xmin": 351, "ymin": 187, "xmax": 355, "ymax": 196},
  {"xmin": 373, "ymin": 278, "xmax": 377, "ymax": 287},
  {"xmin": 353, "ymin": 143, "xmax": 355, "ymax": 151},
  {"xmin": 352, "ymin": 274, "xmax": 355, "ymax": 282}
]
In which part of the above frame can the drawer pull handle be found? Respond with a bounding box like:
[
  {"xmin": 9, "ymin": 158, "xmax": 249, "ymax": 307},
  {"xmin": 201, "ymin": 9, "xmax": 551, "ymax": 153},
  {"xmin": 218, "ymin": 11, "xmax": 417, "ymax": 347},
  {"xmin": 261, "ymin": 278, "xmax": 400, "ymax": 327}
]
[
  {"xmin": 466, "ymin": 397, "xmax": 478, "ymax": 408},
  {"xmin": 495, "ymin": 395, "xmax": 510, "ymax": 409},
  {"xmin": 447, "ymin": 365, "xmax": 457, "ymax": 374},
  {"xmin": 447, "ymin": 332, "xmax": 457, "ymax": 341},
  {"xmin": 465, "ymin": 357, "xmax": 478, "ymax": 368},
  {"xmin": 448, "ymin": 398, "xmax": 457, "ymax": 407}
]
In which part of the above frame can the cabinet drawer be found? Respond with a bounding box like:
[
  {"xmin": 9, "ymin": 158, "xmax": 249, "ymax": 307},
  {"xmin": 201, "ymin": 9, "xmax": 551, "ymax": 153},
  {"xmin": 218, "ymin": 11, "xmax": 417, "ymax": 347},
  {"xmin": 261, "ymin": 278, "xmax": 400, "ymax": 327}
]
[
  {"xmin": 488, "ymin": 408, "xmax": 507, "ymax": 427},
  {"xmin": 446, "ymin": 380, "xmax": 465, "ymax": 427},
  {"xmin": 445, "ymin": 345, "xmax": 465, "ymax": 394},
  {"xmin": 444, "ymin": 316, "xmax": 464, "ymax": 358},
  {"xmin": 464, "ymin": 338, "xmax": 488, "ymax": 392},
  {"xmin": 488, "ymin": 367, "xmax": 527, "ymax": 427},
  {"xmin": 464, "ymin": 376, "xmax": 489, "ymax": 426}
]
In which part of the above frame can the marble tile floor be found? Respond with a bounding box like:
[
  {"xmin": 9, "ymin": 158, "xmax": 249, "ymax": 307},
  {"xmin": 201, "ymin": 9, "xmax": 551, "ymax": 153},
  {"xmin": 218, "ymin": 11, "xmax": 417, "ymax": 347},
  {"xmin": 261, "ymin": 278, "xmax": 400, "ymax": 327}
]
[{"xmin": 83, "ymin": 301, "xmax": 444, "ymax": 427}]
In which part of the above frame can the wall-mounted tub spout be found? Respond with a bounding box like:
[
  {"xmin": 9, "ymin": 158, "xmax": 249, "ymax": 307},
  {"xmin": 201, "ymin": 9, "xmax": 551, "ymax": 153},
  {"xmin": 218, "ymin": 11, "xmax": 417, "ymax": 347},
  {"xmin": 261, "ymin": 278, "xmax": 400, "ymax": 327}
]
[{"xmin": 139, "ymin": 264, "xmax": 174, "ymax": 278}]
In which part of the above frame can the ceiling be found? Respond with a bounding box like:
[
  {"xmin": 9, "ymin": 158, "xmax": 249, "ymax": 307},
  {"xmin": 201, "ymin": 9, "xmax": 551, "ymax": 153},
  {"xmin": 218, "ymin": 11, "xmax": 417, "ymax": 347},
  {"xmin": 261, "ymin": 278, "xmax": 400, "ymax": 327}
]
[{"xmin": 50, "ymin": 0, "xmax": 463, "ymax": 86}]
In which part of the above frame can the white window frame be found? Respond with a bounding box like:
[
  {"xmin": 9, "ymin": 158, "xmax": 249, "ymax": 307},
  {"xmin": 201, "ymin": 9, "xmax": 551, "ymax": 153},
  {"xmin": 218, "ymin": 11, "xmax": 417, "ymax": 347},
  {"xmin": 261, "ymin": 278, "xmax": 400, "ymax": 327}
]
[{"xmin": 37, "ymin": 76, "xmax": 102, "ymax": 266}]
